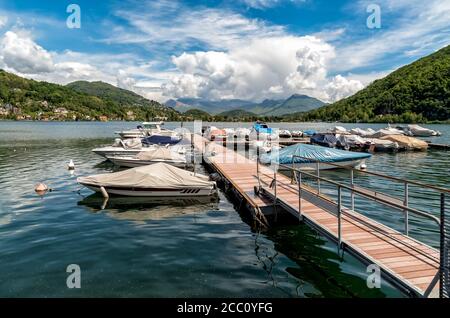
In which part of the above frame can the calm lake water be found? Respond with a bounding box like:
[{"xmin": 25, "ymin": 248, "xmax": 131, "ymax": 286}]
[{"xmin": 0, "ymin": 121, "xmax": 448, "ymax": 298}]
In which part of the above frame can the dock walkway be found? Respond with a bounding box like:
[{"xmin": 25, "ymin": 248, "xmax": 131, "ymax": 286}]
[{"xmin": 190, "ymin": 134, "xmax": 442, "ymax": 297}]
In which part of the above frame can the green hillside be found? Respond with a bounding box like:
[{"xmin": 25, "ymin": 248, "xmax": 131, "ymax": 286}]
[
  {"xmin": 0, "ymin": 72, "xmax": 181, "ymax": 121},
  {"xmin": 288, "ymin": 45, "xmax": 450, "ymax": 123},
  {"xmin": 183, "ymin": 108, "xmax": 214, "ymax": 121}
]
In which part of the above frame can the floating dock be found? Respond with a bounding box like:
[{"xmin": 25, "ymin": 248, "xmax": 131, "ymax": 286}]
[{"xmin": 189, "ymin": 133, "xmax": 448, "ymax": 298}]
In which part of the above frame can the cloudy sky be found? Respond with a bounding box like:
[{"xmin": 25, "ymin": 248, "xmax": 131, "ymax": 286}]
[{"xmin": 0, "ymin": 0, "xmax": 448, "ymax": 103}]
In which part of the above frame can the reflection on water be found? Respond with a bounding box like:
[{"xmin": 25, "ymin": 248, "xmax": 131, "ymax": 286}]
[
  {"xmin": 1, "ymin": 121, "xmax": 448, "ymax": 297},
  {"xmin": 79, "ymin": 194, "xmax": 220, "ymax": 222}
]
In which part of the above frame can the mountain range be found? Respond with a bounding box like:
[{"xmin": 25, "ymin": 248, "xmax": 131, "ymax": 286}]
[{"xmin": 165, "ymin": 94, "xmax": 325, "ymax": 116}]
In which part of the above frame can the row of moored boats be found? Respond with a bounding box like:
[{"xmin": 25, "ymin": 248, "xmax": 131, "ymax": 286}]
[{"xmin": 77, "ymin": 121, "xmax": 442, "ymax": 198}]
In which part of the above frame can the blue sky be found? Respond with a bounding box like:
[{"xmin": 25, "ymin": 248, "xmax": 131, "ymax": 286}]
[{"xmin": 0, "ymin": 0, "xmax": 448, "ymax": 103}]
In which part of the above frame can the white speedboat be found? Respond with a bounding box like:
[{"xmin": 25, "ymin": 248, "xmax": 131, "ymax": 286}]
[
  {"xmin": 77, "ymin": 163, "xmax": 217, "ymax": 197},
  {"xmin": 407, "ymin": 124, "xmax": 441, "ymax": 137},
  {"xmin": 107, "ymin": 147, "xmax": 188, "ymax": 168},
  {"xmin": 92, "ymin": 138, "xmax": 156, "ymax": 158},
  {"xmin": 116, "ymin": 121, "xmax": 176, "ymax": 139}
]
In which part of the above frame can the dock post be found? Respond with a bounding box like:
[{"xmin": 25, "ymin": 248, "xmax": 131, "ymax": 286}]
[
  {"xmin": 298, "ymin": 171, "xmax": 302, "ymax": 221},
  {"xmin": 316, "ymin": 162, "xmax": 321, "ymax": 194},
  {"xmin": 350, "ymin": 169, "xmax": 355, "ymax": 211},
  {"xmin": 404, "ymin": 182, "xmax": 409, "ymax": 236},
  {"xmin": 440, "ymin": 193, "xmax": 449, "ymax": 298},
  {"xmin": 234, "ymin": 135, "xmax": 237, "ymax": 151},
  {"xmin": 338, "ymin": 185, "xmax": 342, "ymax": 248}
]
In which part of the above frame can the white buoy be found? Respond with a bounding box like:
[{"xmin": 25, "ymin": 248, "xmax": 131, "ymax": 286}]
[
  {"xmin": 68, "ymin": 159, "xmax": 75, "ymax": 170},
  {"xmin": 360, "ymin": 163, "xmax": 367, "ymax": 170},
  {"xmin": 35, "ymin": 183, "xmax": 49, "ymax": 196}
]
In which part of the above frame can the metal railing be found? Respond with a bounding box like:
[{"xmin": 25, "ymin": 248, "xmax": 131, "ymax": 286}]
[{"xmin": 256, "ymin": 151, "xmax": 448, "ymax": 297}]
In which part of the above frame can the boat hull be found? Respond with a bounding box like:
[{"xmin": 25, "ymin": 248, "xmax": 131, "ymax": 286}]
[
  {"xmin": 92, "ymin": 148, "xmax": 147, "ymax": 158},
  {"xmin": 80, "ymin": 183, "xmax": 216, "ymax": 197}
]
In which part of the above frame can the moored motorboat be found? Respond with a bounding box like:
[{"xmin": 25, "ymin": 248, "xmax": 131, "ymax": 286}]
[
  {"xmin": 92, "ymin": 138, "xmax": 157, "ymax": 158},
  {"xmin": 116, "ymin": 121, "xmax": 176, "ymax": 139},
  {"xmin": 107, "ymin": 147, "xmax": 188, "ymax": 168},
  {"xmin": 204, "ymin": 126, "xmax": 227, "ymax": 141},
  {"xmin": 248, "ymin": 122, "xmax": 278, "ymax": 141},
  {"xmin": 260, "ymin": 143, "xmax": 371, "ymax": 170},
  {"xmin": 310, "ymin": 134, "xmax": 338, "ymax": 148},
  {"xmin": 77, "ymin": 163, "xmax": 217, "ymax": 197},
  {"xmin": 380, "ymin": 135, "xmax": 428, "ymax": 151},
  {"xmin": 362, "ymin": 138, "xmax": 399, "ymax": 152},
  {"xmin": 278, "ymin": 129, "xmax": 292, "ymax": 138},
  {"xmin": 407, "ymin": 124, "xmax": 441, "ymax": 137},
  {"xmin": 350, "ymin": 127, "xmax": 376, "ymax": 137},
  {"xmin": 142, "ymin": 134, "xmax": 182, "ymax": 145},
  {"xmin": 336, "ymin": 134, "xmax": 372, "ymax": 151},
  {"xmin": 291, "ymin": 130, "xmax": 303, "ymax": 138}
]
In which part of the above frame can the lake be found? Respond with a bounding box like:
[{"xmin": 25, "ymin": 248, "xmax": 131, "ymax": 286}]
[{"xmin": 0, "ymin": 121, "xmax": 448, "ymax": 297}]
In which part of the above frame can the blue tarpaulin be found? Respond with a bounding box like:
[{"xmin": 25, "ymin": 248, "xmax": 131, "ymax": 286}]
[
  {"xmin": 142, "ymin": 135, "xmax": 181, "ymax": 145},
  {"xmin": 260, "ymin": 143, "xmax": 371, "ymax": 164},
  {"xmin": 302, "ymin": 129, "xmax": 317, "ymax": 137},
  {"xmin": 253, "ymin": 123, "xmax": 273, "ymax": 134}
]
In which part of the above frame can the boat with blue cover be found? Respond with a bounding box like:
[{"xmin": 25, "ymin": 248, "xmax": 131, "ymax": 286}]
[
  {"xmin": 142, "ymin": 134, "xmax": 182, "ymax": 145},
  {"xmin": 248, "ymin": 122, "xmax": 278, "ymax": 140},
  {"xmin": 310, "ymin": 134, "xmax": 338, "ymax": 148},
  {"xmin": 260, "ymin": 143, "xmax": 371, "ymax": 170}
]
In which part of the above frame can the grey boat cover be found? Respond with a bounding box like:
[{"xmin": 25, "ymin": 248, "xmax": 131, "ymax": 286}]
[
  {"xmin": 135, "ymin": 147, "xmax": 186, "ymax": 162},
  {"xmin": 77, "ymin": 163, "xmax": 213, "ymax": 189}
]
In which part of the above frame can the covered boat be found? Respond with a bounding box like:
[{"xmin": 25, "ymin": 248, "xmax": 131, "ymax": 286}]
[
  {"xmin": 380, "ymin": 135, "xmax": 428, "ymax": 151},
  {"xmin": 302, "ymin": 129, "xmax": 317, "ymax": 137},
  {"xmin": 363, "ymin": 138, "xmax": 399, "ymax": 152},
  {"xmin": 107, "ymin": 147, "xmax": 188, "ymax": 168},
  {"xmin": 248, "ymin": 122, "xmax": 278, "ymax": 141},
  {"xmin": 142, "ymin": 134, "xmax": 182, "ymax": 145},
  {"xmin": 204, "ymin": 126, "xmax": 227, "ymax": 141},
  {"xmin": 310, "ymin": 134, "xmax": 338, "ymax": 148},
  {"xmin": 278, "ymin": 129, "xmax": 292, "ymax": 138},
  {"xmin": 291, "ymin": 130, "xmax": 303, "ymax": 138},
  {"xmin": 330, "ymin": 126, "xmax": 349, "ymax": 134},
  {"xmin": 368, "ymin": 128, "xmax": 404, "ymax": 138},
  {"xmin": 407, "ymin": 124, "xmax": 441, "ymax": 137},
  {"xmin": 336, "ymin": 134, "xmax": 372, "ymax": 151},
  {"xmin": 77, "ymin": 163, "xmax": 217, "ymax": 197},
  {"xmin": 260, "ymin": 143, "xmax": 371, "ymax": 170},
  {"xmin": 350, "ymin": 127, "xmax": 376, "ymax": 136}
]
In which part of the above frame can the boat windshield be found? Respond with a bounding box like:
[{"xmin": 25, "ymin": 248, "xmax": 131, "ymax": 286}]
[{"xmin": 143, "ymin": 124, "xmax": 159, "ymax": 130}]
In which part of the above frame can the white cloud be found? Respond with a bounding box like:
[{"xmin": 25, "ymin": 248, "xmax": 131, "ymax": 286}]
[
  {"xmin": 0, "ymin": 30, "xmax": 54, "ymax": 73},
  {"xmin": 106, "ymin": 1, "xmax": 285, "ymax": 51},
  {"xmin": 242, "ymin": 0, "xmax": 305, "ymax": 9},
  {"xmin": 324, "ymin": 75, "xmax": 364, "ymax": 102},
  {"xmin": 0, "ymin": 16, "xmax": 7, "ymax": 28},
  {"xmin": 162, "ymin": 35, "xmax": 361, "ymax": 103}
]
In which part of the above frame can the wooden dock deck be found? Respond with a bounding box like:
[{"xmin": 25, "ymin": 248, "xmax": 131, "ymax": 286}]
[{"xmin": 191, "ymin": 134, "xmax": 441, "ymax": 297}]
